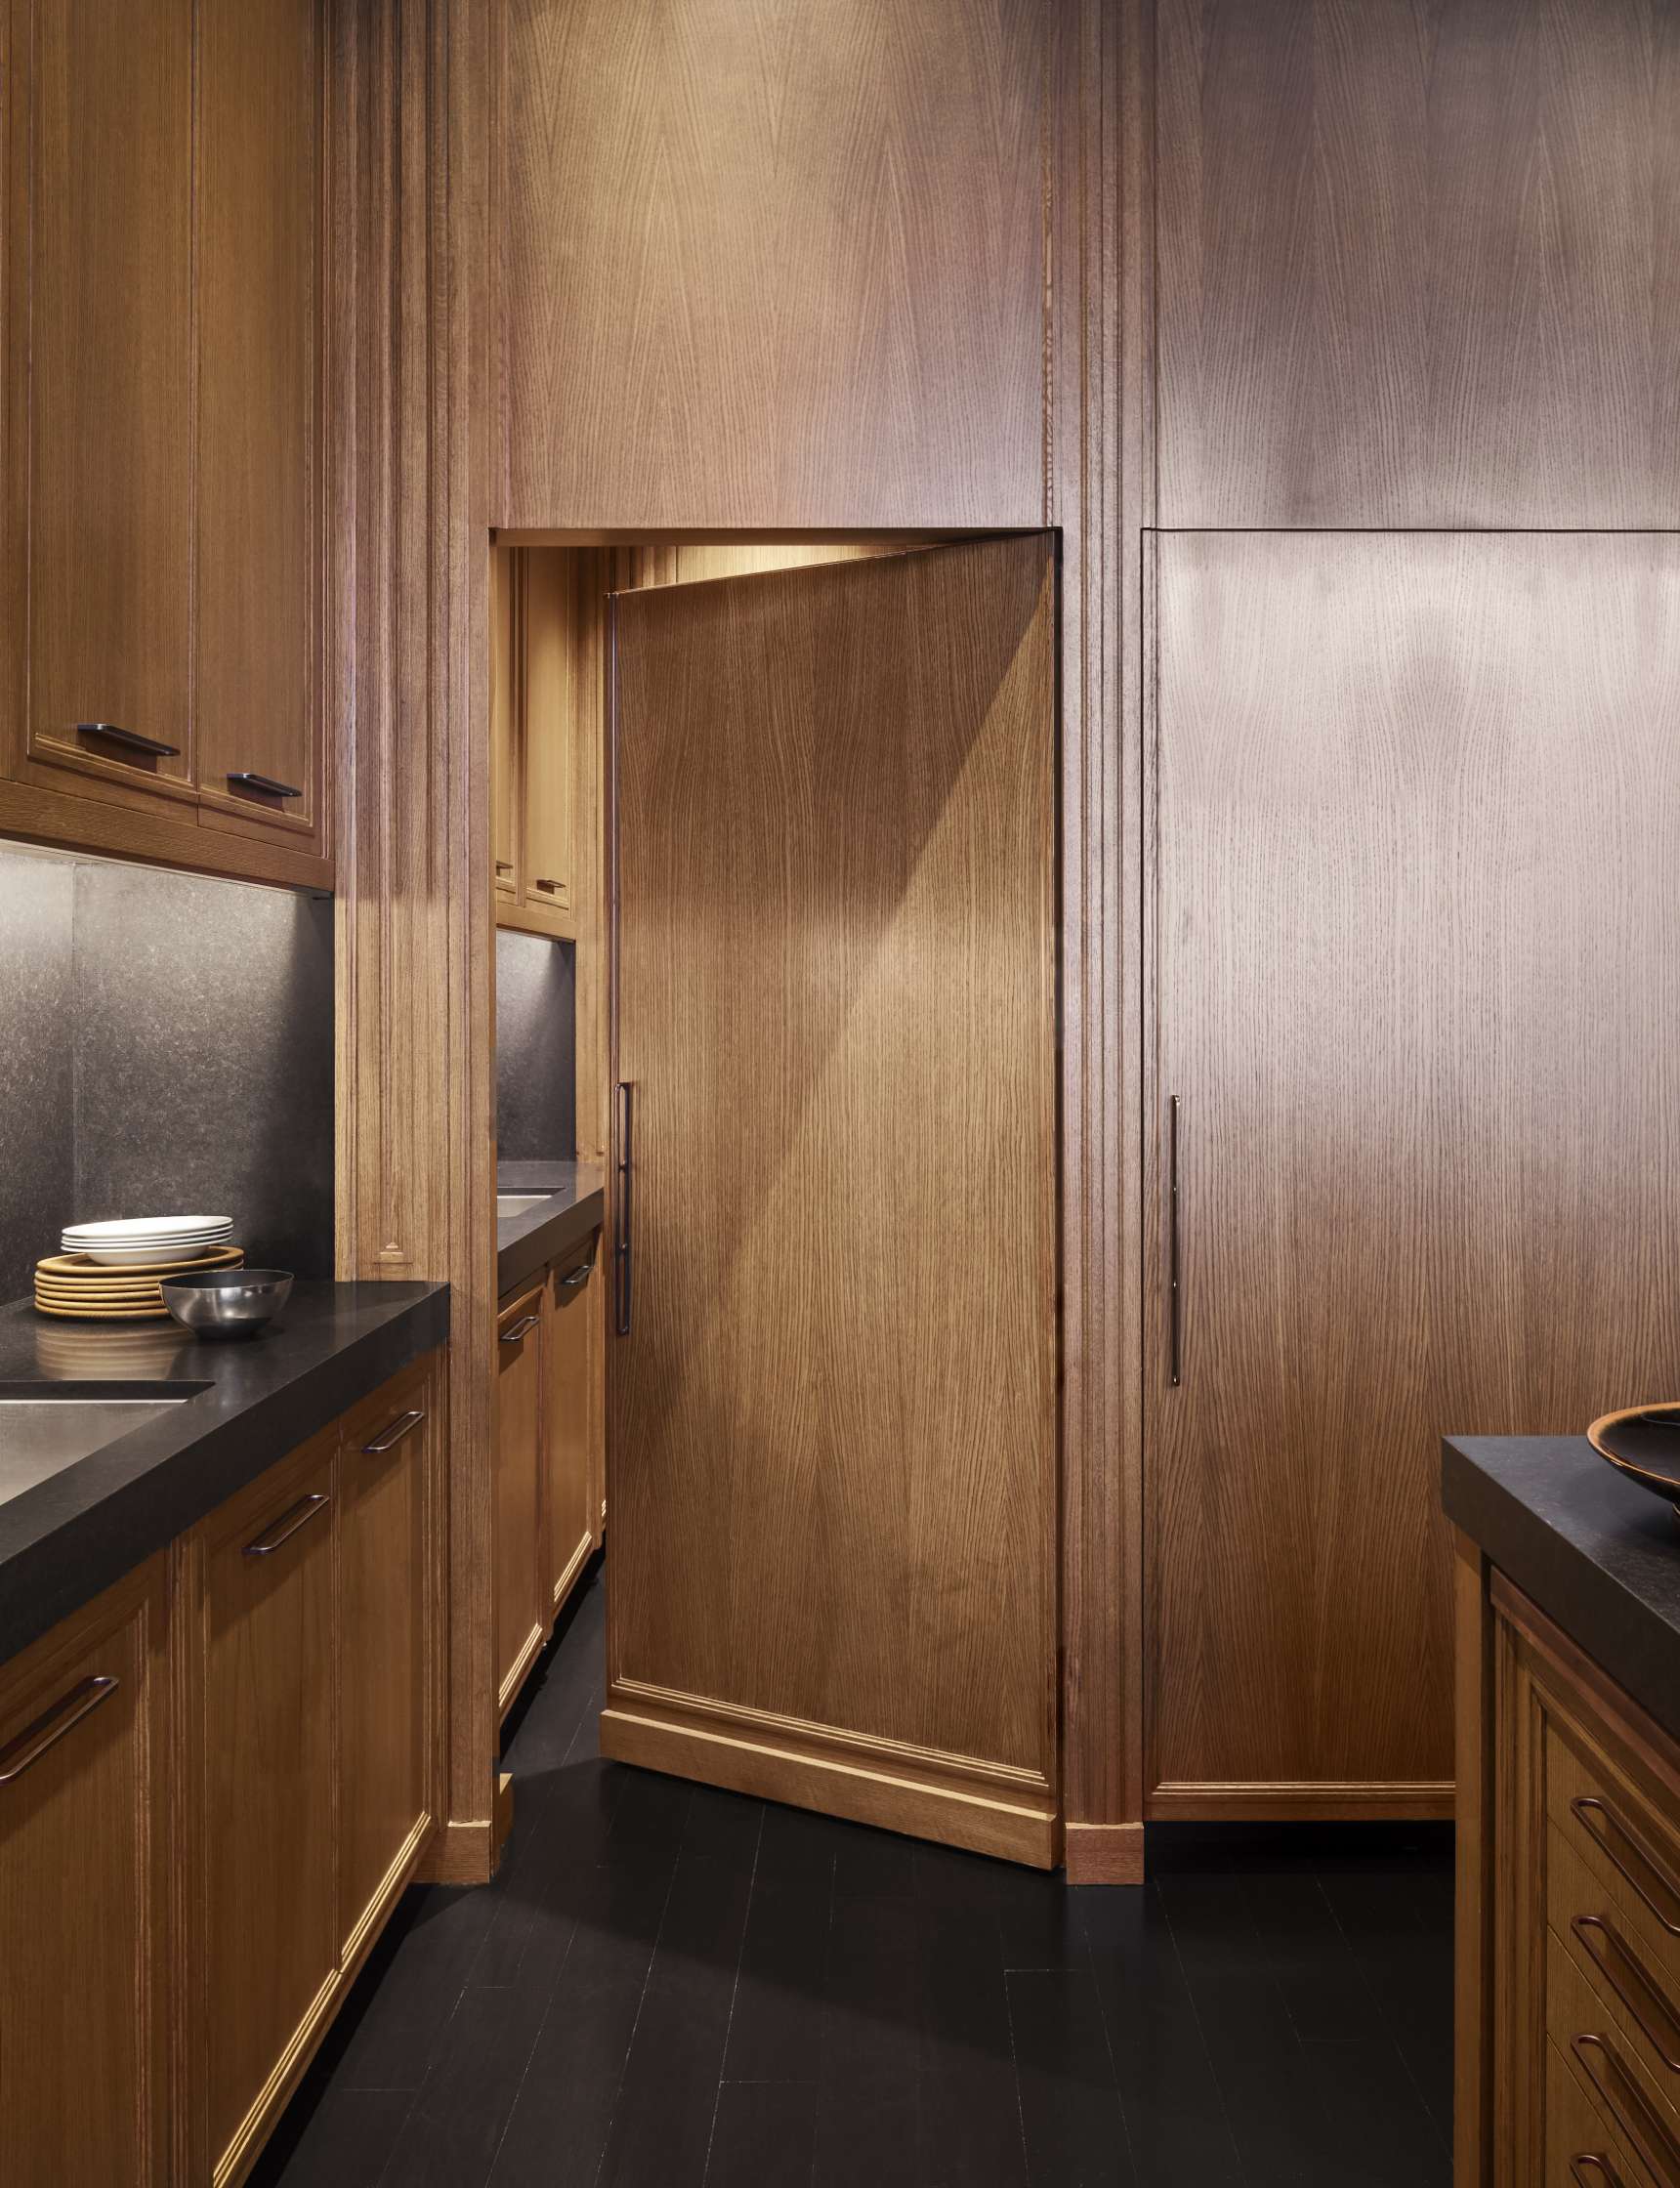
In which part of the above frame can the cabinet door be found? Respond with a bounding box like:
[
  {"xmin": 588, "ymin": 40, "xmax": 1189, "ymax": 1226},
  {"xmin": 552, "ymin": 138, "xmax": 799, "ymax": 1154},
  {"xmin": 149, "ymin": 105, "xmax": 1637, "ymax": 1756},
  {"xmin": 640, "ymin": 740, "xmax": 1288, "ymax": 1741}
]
[
  {"xmin": 339, "ymin": 1358, "xmax": 434, "ymax": 1955},
  {"xmin": 7, "ymin": 0, "xmax": 196, "ymax": 814},
  {"xmin": 496, "ymin": 1284, "xmax": 546, "ymax": 1714},
  {"xmin": 545, "ymin": 1237, "xmax": 601, "ymax": 1617},
  {"xmin": 193, "ymin": 1433, "xmax": 337, "ymax": 2175},
  {"xmin": 194, "ymin": 0, "xmax": 324, "ymax": 854},
  {"xmin": 521, "ymin": 549, "xmax": 577, "ymax": 931},
  {"xmin": 491, "ymin": 547, "xmax": 523, "ymax": 904},
  {"xmin": 0, "ymin": 1561, "xmax": 169, "ymax": 2186}
]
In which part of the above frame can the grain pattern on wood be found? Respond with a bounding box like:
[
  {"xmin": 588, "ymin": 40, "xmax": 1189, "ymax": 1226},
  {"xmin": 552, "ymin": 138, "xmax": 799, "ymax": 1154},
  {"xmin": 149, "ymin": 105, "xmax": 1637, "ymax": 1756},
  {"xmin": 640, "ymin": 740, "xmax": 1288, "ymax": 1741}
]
[
  {"xmin": 1157, "ymin": 0, "xmax": 1680, "ymax": 526},
  {"xmin": 15, "ymin": 0, "xmax": 194, "ymax": 785},
  {"xmin": 1149, "ymin": 533, "xmax": 1680, "ymax": 1808},
  {"xmin": 194, "ymin": 0, "xmax": 324, "ymax": 852},
  {"xmin": 0, "ymin": 1560, "xmax": 169, "ymax": 2187},
  {"xmin": 497, "ymin": 0, "xmax": 1049, "ymax": 528},
  {"xmin": 609, "ymin": 537, "xmax": 1059, "ymax": 1818},
  {"xmin": 495, "ymin": 1283, "xmax": 547, "ymax": 1718}
]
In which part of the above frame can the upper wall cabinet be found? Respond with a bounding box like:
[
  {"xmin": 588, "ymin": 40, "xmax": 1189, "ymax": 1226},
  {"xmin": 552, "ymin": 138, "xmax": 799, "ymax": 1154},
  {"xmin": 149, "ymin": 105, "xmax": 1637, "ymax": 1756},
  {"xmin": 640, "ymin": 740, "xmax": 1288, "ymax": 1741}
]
[
  {"xmin": 1, "ymin": 0, "xmax": 329, "ymax": 884},
  {"xmin": 495, "ymin": 0, "xmax": 1050, "ymax": 529},
  {"xmin": 492, "ymin": 544, "xmax": 581, "ymax": 940},
  {"xmin": 1157, "ymin": 0, "xmax": 1680, "ymax": 526}
]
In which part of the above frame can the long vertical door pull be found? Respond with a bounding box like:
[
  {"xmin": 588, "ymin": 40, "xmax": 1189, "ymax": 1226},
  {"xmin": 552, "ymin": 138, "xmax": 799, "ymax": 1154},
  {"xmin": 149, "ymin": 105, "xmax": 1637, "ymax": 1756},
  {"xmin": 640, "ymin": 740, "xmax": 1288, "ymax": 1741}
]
[
  {"xmin": 1168, "ymin": 1094, "xmax": 1183, "ymax": 1386},
  {"xmin": 613, "ymin": 1080, "xmax": 634, "ymax": 1336}
]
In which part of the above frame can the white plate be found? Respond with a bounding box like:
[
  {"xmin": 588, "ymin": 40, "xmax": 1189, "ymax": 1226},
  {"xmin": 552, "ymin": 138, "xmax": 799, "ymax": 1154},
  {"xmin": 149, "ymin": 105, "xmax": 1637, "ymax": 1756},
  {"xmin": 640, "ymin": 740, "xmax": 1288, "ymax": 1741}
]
[
  {"xmin": 74, "ymin": 1243, "xmax": 233, "ymax": 1268},
  {"xmin": 62, "ymin": 1215, "xmax": 233, "ymax": 1243}
]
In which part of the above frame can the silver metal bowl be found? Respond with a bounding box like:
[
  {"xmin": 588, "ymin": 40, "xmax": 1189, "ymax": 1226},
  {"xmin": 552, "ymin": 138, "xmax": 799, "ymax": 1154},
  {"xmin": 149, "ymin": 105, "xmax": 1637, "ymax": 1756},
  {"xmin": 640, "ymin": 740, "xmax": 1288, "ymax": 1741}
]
[{"xmin": 160, "ymin": 1268, "xmax": 293, "ymax": 1340}]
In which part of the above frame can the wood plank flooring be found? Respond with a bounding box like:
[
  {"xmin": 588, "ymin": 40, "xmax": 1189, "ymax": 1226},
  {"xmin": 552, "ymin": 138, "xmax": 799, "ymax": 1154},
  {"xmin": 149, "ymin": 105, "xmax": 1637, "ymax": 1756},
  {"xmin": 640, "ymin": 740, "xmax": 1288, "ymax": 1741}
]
[{"xmin": 251, "ymin": 1563, "xmax": 1452, "ymax": 2186}]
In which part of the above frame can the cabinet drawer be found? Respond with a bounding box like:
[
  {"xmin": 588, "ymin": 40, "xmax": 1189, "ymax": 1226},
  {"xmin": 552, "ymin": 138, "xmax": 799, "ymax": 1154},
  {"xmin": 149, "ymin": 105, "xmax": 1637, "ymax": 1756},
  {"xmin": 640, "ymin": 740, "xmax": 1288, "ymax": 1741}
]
[
  {"xmin": 1547, "ymin": 1714, "xmax": 1680, "ymax": 2001},
  {"xmin": 1546, "ymin": 2034, "xmax": 1660, "ymax": 2188},
  {"xmin": 1552, "ymin": 1822, "xmax": 1680, "ymax": 2119},
  {"xmin": 1548, "ymin": 1923, "xmax": 1680, "ymax": 2186}
]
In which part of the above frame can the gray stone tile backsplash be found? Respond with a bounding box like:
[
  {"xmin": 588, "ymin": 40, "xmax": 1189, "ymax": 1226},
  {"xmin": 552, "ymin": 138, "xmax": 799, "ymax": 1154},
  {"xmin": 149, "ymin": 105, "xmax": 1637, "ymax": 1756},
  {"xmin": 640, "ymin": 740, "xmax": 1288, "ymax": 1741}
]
[
  {"xmin": 496, "ymin": 929, "xmax": 576, "ymax": 1162},
  {"xmin": 0, "ymin": 845, "xmax": 333, "ymax": 1301}
]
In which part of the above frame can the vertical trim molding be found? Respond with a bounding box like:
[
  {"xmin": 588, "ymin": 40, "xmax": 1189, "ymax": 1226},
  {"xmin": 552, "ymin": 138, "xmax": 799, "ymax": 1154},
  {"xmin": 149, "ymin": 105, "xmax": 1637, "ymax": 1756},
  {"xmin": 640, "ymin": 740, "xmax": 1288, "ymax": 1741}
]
[{"xmin": 331, "ymin": 0, "xmax": 498, "ymax": 1879}]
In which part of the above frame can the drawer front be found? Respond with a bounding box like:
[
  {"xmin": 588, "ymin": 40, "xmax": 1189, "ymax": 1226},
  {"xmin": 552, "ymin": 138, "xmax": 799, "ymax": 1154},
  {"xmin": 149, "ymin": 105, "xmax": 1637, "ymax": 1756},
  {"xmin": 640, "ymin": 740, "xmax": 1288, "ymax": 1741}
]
[
  {"xmin": 1546, "ymin": 1715, "xmax": 1680, "ymax": 2001},
  {"xmin": 1547, "ymin": 2035, "xmax": 1659, "ymax": 2188},
  {"xmin": 1552, "ymin": 1822, "xmax": 1680, "ymax": 2117},
  {"xmin": 1548, "ymin": 1925, "xmax": 1680, "ymax": 2186}
]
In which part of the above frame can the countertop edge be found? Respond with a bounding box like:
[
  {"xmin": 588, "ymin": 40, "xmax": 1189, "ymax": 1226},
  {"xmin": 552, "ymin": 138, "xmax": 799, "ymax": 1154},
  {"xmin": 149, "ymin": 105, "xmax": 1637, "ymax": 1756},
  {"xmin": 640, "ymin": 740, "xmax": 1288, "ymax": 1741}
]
[{"xmin": 0, "ymin": 1283, "xmax": 449, "ymax": 1666}]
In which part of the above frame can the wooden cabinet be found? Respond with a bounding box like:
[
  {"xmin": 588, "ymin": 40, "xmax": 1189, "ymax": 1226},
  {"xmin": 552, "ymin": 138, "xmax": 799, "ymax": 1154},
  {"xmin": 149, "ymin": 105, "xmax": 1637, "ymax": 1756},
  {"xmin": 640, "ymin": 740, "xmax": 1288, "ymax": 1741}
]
[
  {"xmin": 0, "ymin": 1558, "xmax": 170, "ymax": 2187},
  {"xmin": 491, "ymin": 546, "xmax": 582, "ymax": 939},
  {"xmin": 1458, "ymin": 1554, "xmax": 1680, "ymax": 2186},
  {"xmin": 496, "ymin": 1283, "xmax": 547, "ymax": 1715},
  {"xmin": 1, "ymin": 0, "xmax": 329, "ymax": 883},
  {"xmin": 545, "ymin": 1237, "xmax": 601, "ymax": 1618},
  {"xmin": 339, "ymin": 1357, "xmax": 435, "ymax": 1956},
  {"xmin": 189, "ymin": 1429, "xmax": 338, "ymax": 2178}
]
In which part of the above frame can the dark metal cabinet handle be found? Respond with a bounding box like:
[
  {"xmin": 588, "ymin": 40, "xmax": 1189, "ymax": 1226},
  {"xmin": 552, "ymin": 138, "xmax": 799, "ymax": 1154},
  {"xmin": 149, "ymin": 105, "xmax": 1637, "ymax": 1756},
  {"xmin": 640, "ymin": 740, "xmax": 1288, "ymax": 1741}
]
[
  {"xmin": 500, "ymin": 1313, "xmax": 540, "ymax": 1345},
  {"xmin": 243, "ymin": 1491, "xmax": 330, "ymax": 1558},
  {"xmin": 532, "ymin": 876, "xmax": 562, "ymax": 893},
  {"xmin": 1573, "ymin": 1914, "xmax": 1680, "ymax": 2071},
  {"xmin": 614, "ymin": 1081, "xmax": 634, "ymax": 1337},
  {"xmin": 0, "ymin": 1674, "xmax": 119, "ymax": 1784},
  {"xmin": 495, "ymin": 861, "xmax": 515, "ymax": 875},
  {"xmin": 362, "ymin": 1408, "xmax": 425, "ymax": 1455},
  {"xmin": 1574, "ymin": 1797, "xmax": 1680, "ymax": 1935},
  {"xmin": 76, "ymin": 722, "xmax": 180, "ymax": 758},
  {"xmin": 559, "ymin": 1261, "xmax": 594, "ymax": 1291},
  {"xmin": 227, "ymin": 772, "xmax": 303, "ymax": 799},
  {"xmin": 1167, "ymin": 1093, "xmax": 1183, "ymax": 1386},
  {"xmin": 1572, "ymin": 2158, "xmax": 1625, "ymax": 2187},
  {"xmin": 1572, "ymin": 2034, "xmax": 1680, "ymax": 2186}
]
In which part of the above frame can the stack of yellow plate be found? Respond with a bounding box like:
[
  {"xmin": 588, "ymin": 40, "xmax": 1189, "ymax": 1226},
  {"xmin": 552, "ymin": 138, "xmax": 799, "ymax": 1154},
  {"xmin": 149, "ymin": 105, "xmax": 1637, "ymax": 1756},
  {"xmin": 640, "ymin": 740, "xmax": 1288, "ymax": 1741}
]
[{"xmin": 34, "ymin": 1243, "xmax": 245, "ymax": 1321}]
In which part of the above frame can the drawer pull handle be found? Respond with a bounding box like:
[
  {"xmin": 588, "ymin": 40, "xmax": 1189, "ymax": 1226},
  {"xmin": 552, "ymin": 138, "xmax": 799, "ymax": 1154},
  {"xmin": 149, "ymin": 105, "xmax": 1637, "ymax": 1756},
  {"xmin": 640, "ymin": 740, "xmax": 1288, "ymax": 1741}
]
[
  {"xmin": 495, "ymin": 861, "xmax": 515, "ymax": 875},
  {"xmin": 1572, "ymin": 2159, "xmax": 1626, "ymax": 2187},
  {"xmin": 227, "ymin": 772, "xmax": 303, "ymax": 799},
  {"xmin": 559, "ymin": 1261, "xmax": 594, "ymax": 1290},
  {"xmin": 532, "ymin": 876, "xmax": 561, "ymax": 893},
  {"xmin": 1572, "ymin": 2034, "xmax": 1680, "ymax": 2186},
  {"xmin": 243, "ymin": 1492, "xmax": 330, "ymax": 1558},
  {"xmin": 0, "ymin": 1675, "xmax": 119, "ymax": 1785},
  {"xmin": 1574, "ymin": 1914, "xmax": 1680, "ymax": 2072},
  {"xmin": 500, "ymin": 1313, "xmax": 540, "ymax": 1345},
  {"xmin": 76, "ymin": 721, "xmax": 180, "ymax": 758},
  {"xmin": 362, "ymin": 1408, "xmax": 425, "ymax": 1455},
  {"xmin": 1574, "ymin": 1797, "xmax": 1680, "ymax": 1936}
]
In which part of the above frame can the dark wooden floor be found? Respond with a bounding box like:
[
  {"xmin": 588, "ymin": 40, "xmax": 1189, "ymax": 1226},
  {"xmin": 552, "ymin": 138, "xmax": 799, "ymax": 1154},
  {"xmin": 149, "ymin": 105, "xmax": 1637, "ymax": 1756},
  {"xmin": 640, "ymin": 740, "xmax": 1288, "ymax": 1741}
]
[{"xmin": 252, "ymin": 1562, "xmax": 1453, "ymax": 2187}]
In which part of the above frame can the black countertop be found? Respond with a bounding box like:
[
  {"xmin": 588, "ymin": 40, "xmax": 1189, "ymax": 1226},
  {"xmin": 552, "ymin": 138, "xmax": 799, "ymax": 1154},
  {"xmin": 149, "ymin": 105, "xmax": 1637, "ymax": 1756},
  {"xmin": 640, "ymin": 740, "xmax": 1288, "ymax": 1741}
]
[
  {"xmin": 496, "ymin": 1159, "xmax": 607, "ymax": 1298},
  {"xmin": 1443, "ymin": 1434, "xmax": 1680, "ymax": 1745},
  {"xmin": 0, "ymin": 1281, "xmax": 448, "ymax": 1665}
]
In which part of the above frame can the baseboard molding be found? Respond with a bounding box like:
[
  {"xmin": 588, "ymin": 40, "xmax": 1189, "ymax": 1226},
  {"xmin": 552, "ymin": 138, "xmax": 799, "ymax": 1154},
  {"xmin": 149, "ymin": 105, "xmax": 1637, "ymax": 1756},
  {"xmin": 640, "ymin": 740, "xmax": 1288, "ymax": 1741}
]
[
  {"xmin": 1147, "ymin": 1780, "xmax": 1455, "ymax": 1823},
  {"xmin": 602, "ymin": 1679, "xmax": 1057, "ymax": 1868},
  {"xmin": 497, "ymin": 1617, "xmax": 548, "ymax": 1722},
  {"xmin": 551, "ymin": 1529, "xmax": 594, "ymax": 1620},
  {"xmin": 416, "ymin": 1814, "xmax": 497, "ymax": 1886},
  {"xmin": 1064, "ymin": 1821, "xmax": 1146, "ymax": 1884}
]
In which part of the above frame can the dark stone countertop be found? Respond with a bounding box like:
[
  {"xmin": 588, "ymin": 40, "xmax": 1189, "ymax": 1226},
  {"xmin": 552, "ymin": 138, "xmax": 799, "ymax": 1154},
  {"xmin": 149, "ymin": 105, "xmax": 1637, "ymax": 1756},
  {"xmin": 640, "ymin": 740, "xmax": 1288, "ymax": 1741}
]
[
  {"xmin": 0, "ymin": 1281, "xmax": 448, "ymax": 1665},
  {"xmin": 1443, "ymin": 1434, "xmax": 1680, "ymax": 1745},
  {"xmin": 496, "ymin": 1159, "xmax": 606, "ymax": 1300}
]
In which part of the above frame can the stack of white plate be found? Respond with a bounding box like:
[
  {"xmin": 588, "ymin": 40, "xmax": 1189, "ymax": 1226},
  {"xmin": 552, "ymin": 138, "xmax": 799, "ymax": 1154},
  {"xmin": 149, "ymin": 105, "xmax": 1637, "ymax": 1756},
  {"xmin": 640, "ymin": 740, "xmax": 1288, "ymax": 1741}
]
[{"xmin": 61, "ymin": 1215, "xmax": 234, "ymax": 1267}]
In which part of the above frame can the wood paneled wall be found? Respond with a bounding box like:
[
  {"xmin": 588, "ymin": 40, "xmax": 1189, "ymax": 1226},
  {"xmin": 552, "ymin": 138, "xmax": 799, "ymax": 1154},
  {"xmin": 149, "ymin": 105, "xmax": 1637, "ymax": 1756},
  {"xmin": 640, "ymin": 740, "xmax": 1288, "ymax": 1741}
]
[
  {"xmin": 1157, "ymin": 0, "xmax": 1680, "ymax": 526},
  {"xmin": 493, "ymin": 0, "xmax": 1053, "ymax": 529}
]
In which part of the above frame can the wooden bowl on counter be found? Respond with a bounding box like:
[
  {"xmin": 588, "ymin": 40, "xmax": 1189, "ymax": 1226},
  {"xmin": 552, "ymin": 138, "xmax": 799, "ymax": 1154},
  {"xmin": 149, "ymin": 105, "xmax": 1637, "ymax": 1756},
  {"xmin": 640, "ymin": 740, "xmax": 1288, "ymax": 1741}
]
[{"xmin": 1586, "ymin": 1402, "xmax": 1680, "ymax": 1523}]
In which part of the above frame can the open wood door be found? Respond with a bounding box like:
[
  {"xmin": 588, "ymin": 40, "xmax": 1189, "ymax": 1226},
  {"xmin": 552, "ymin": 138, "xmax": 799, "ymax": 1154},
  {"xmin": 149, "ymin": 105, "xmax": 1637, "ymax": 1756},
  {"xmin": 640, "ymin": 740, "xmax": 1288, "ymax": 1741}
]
[{"xmin": 603, "ymin": 536, "xmax": 1059, "ymax": 1865}]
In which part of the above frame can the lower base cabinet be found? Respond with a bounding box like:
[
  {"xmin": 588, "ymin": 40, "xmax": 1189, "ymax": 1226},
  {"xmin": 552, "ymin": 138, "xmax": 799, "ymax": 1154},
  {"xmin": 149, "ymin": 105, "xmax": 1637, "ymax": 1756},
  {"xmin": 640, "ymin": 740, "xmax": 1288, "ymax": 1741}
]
[
  {"xmin": 1458, "ymin": 1547, "xmax": 1680, "ymax": 2186},
  {"xmin": 496, "ymin": 1283, "xmax": 547, "ymax": 1716},
  {"xmin": 0, "ymin": 1346, "xmax": 441, "ymax": 2188},
  {"xmin": 545, "ymin": 1237, "xmax": 600, "ymax": 1618},
  {"xmin": 0, "ymin": 1557, "xmax": 171, "ymax": 2186}
]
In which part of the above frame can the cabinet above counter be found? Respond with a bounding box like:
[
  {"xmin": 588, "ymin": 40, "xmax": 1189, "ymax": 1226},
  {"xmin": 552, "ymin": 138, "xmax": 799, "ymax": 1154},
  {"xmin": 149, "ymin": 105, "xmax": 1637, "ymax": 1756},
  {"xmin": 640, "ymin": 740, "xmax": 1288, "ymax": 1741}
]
[{"xmin": 0, "ymin": 0, "xmax": 331, "ymax": 892}]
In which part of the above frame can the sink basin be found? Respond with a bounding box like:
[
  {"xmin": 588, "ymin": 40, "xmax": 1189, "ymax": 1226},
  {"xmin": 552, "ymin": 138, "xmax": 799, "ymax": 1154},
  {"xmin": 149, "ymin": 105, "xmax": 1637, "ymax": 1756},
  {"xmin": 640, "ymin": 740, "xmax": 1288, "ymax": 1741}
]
[
  {"xmin": 497, "ymin": 1194, "xmax": 552, "ymax": 1219},
  {"xmin": 0, "ymin": 1394, "xmax": 194, "ymax": 1508}
]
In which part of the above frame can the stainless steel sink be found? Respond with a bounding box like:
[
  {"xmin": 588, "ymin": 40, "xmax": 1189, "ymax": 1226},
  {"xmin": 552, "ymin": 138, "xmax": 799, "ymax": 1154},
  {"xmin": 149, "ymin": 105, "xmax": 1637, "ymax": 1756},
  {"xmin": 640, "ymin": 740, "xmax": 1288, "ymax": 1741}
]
[
  {"xmin": 0, "ymin": 1396, "xmax": 192, "ymax": 1508},
  {"xmin": 496, "ymin": 1194, "xmax": 552, "ymax": 1219}
]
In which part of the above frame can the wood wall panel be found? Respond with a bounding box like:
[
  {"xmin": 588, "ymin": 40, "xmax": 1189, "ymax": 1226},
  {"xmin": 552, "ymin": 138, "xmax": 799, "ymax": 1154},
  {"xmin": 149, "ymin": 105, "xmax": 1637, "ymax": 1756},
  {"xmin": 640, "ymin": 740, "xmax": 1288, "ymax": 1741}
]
[
  {"xmin": 1157, "ymin": 0, "xmax": 1680, "ymax": 526},
  {"xmin": 1148, "ymin": 532, "xmax": 1680, "ymax": 1805},
  {"xmin": 497, "ymin": 0, "xmax": 1051, "ymax": 529}
]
